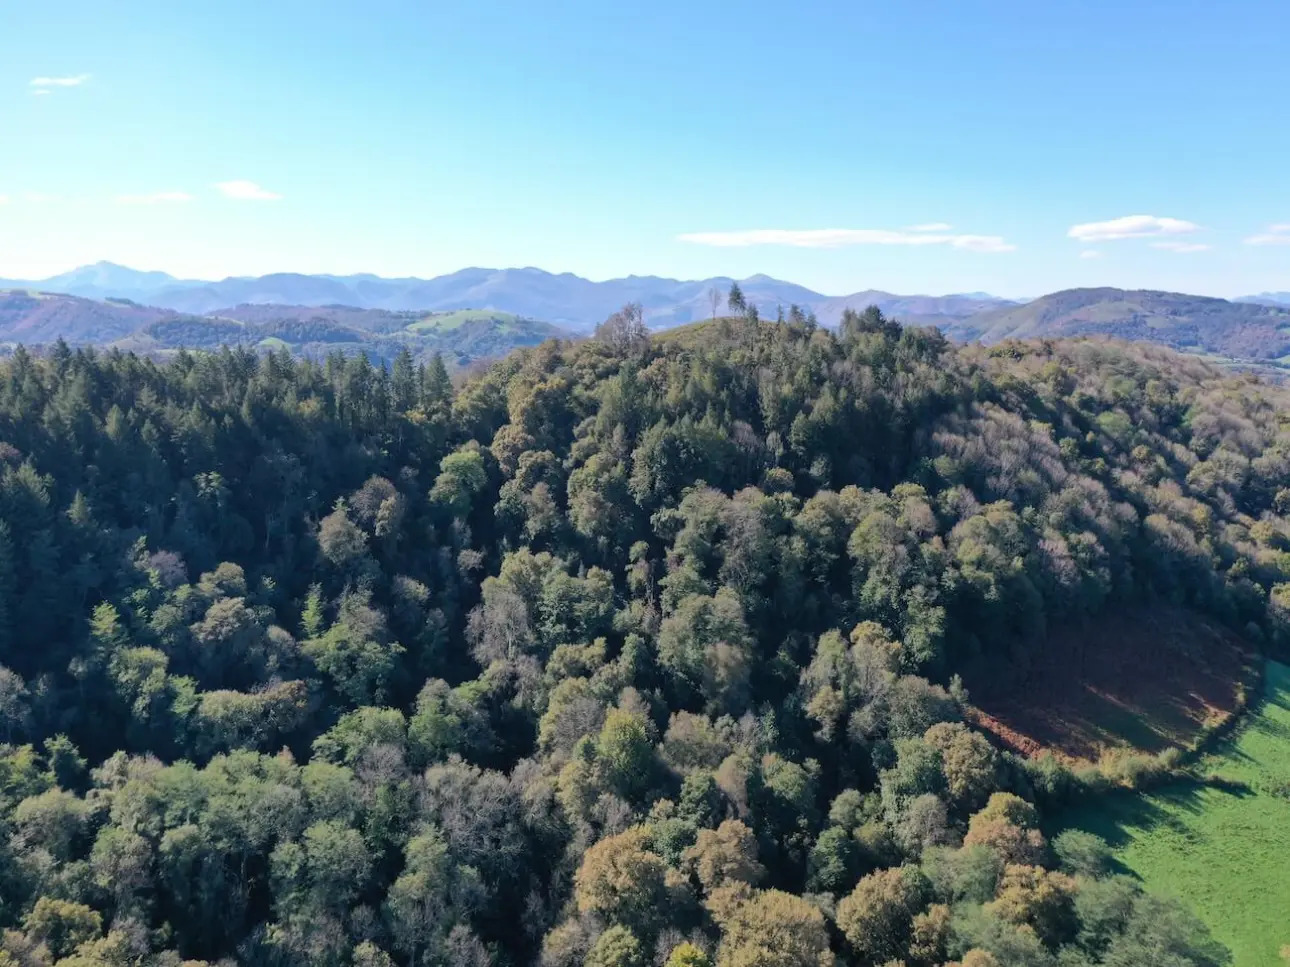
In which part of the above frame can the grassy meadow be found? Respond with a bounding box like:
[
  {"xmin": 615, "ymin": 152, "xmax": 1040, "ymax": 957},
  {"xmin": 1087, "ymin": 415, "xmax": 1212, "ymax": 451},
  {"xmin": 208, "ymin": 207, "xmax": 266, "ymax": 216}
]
[{"xmin": 1059, "ymin": 660, "xmax": 1290, "ymax": 966}]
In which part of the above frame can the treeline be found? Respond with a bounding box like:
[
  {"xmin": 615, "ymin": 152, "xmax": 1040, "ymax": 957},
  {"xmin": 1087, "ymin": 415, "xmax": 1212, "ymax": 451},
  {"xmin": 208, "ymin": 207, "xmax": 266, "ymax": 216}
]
[{"xmin": 0, "ymin": 305, "xmax": 1282, "ymax": 965}]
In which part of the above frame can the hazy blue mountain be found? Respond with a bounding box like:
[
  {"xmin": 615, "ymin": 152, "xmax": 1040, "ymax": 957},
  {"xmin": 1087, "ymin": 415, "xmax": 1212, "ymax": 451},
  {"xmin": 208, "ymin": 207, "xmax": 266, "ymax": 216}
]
[
  {"xmin": 0, "ymin": 262, "xmax": 188, "ymax": 301},
  {"xmin": 151, "ymin": 273, "xmax": 367, "ymax": 314},
  {"xmin": 812, "ymin": 291, "xmax": 1017, "ymax": 329},
  {"xmin": 3, "ymin": 263, "xmax": 1013, "ymax": 331},
  {"xmin": 1237, "ymin": 292, "xmax": 1290, "ymax": 307},
  {"xmin": 946, "ymin": 287, "xmax": 1290, "ymax": 361}
]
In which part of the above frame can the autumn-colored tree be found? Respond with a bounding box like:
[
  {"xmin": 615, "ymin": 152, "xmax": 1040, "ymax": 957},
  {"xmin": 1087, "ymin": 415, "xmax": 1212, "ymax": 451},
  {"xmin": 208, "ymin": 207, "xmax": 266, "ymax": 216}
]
[
  {"xmin": 575, "ymin": 827, "xmax": 670, "ymax": 935},
  {"xmin": 684, "ymin": 819, "xmax": 766, "ymax": 892},
  {"xmin": 707, "ymin": 884, "xmax": 834, "ymax": 967},
  {"xmin": 835, "ymin": 865, "xmax": 929, "ymax": 964}
]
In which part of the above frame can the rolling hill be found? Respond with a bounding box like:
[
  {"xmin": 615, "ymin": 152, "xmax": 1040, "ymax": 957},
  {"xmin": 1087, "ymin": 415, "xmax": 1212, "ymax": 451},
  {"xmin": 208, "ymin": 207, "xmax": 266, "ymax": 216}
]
[
  {"xmin": 0, "ymin": 289, "xmax": 179, "ymax": 343},
  {"xmin": 945, "ymin": 287, "xmax": 1290, "ymax": 361},
  {"xmin": 0, "ymin": 291, "xmax": 572, "ymax": 369}
]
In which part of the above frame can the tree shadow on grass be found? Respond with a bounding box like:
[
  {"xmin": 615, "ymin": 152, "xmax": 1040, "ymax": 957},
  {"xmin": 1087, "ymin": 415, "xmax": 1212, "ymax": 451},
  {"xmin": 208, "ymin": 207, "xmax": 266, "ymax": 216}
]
[{"xmin": 1052, "ymin": 775, "xmax": 1255, "ymax": 863}]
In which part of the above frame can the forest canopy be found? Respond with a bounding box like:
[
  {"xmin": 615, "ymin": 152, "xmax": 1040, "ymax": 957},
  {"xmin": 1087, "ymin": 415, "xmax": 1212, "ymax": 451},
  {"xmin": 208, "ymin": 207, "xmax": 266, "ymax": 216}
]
[{"xmin": 0, "ymin": 305, "xmax": 1282, "ymax": 966}]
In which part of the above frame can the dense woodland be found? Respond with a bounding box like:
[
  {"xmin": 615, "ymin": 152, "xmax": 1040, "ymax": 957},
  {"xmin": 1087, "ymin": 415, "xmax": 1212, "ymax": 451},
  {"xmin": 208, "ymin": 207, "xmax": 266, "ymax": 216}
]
[{"xmin": 1, "ymin": 299, "xmax": 1287, "ymax": 966}]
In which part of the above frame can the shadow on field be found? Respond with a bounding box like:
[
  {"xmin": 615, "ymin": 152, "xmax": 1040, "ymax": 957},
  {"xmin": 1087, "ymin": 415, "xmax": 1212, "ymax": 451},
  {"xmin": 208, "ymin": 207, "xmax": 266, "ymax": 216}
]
[{"xmin": 1055, "ymin": 775, "xmax": 1255, "ymax": 870}]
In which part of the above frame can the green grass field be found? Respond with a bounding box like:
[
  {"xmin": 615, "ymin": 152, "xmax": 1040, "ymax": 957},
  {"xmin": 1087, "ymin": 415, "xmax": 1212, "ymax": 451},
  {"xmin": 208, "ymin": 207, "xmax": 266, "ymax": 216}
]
[
  {"xmin": 406, "ymin": 309, "xmax": 523, "ymax": 333},
  {"xmin": 1059, "ymin": 660, "xmax": 1290, "ymax": 966}
]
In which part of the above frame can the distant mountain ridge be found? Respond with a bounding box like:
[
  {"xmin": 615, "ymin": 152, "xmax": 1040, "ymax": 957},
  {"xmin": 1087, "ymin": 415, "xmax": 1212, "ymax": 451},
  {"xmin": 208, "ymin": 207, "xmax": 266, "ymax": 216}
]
[
  {"xmin": 945, "ymin": 287, "xmax": 1290, "ymax": 361},
  {"xmin": 0, "ymin": 290, "xmax": 569, "ymax": 370},
  {"xmin": 0, "ymin": 262, "xmax": 1013, "ymax": 330},
  {"xmin": 4, "ymin": 270, "xmax": 1289, "ymax": 370},
  {"xmin": 1237, "ymin": 292, "xmax": 1290, "ymax": 307}
]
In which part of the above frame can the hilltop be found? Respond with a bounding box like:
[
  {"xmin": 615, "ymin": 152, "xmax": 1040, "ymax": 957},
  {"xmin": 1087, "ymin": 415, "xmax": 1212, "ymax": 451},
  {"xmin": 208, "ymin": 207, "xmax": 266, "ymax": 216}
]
[{"xmin": 0, "ymin": 308, "xmax": 1274, "ymax": 966}]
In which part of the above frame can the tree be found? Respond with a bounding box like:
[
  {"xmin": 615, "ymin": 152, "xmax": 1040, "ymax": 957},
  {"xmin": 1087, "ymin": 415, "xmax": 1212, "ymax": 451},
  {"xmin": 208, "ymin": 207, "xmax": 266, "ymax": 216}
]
[
  {"xmin": 1052, "ymin": 829, "xmax": 1113, "ymax": 878},
  {"xmin": 597, "ymin": 303, "xmax": 650, "ymax": 352},
  {"xmin": 23, "ymin": 897, "xmax": 103, "ymax": 959},
  {"xmin": 666, "ymin": 942, "xmax": 715, "ymax": 967},
  {"xmin": 430, "ymin": 444, "xmax": 489, "ymax": 518},
  {"xmin": 963, "ymin": 793, "xmax": 1046, "ymax": 865},
  {"xmin": 385, "ymin": 826, "xmax": 478, "ymax": 965},
  {"xmin": 707, "ymin": 885, "xmax": 834, "ymax": 967},
  {"xmin": 0, "ymin": 665, "xmax": 28, "ymax": 742},
  {"xmin": 317, "ymin": 499, "xmax": 371, "ymax": 578},
  {"xmin": 586, "ymin": 925, "xmax": 648, "ymax": 967},
  {"xmin": 806, "ymin": 826, "xmax": 858, "ymax": 894},
  {"xmin": 924, "ymin": 722, "xmax": 1000, "ymax": 813},
  {"xmin": 835, "ymin": 865, "xmax": 929, "ymax": 963},
  {"xmin": 727, "ymin": 283, "xmax": 747, "ymax": 314},
  {"xmin": 985, "ymin": 864, "xmax": 1078, "ymax": 947},
  {"xmin": 596, "ymin": 707, "xmax": 658, "ymax": 802},
  {"xmin": 575, "ymin": 827, "xmax": 669, "ymax": 935},
  {"xmin": 684, "ymin": 820, "xmax": 765, "ymax": 892},
  {"xmin": 708, "ymin": 287, "xmax": 722, "ymax": 319}
]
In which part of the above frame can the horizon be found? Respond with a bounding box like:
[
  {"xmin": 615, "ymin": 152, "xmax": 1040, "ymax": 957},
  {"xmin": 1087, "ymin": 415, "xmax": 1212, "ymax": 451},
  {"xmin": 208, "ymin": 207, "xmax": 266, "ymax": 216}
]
[
  {"xmin": 3, "ymin": 2, "xmax": 1289, "ymax": 299},
  {"xmin": 4, "ymin": 259, "xmax": 1022, "ymax": 301},
  {"xmin": 8, "ymin": 259, "xmax": 1288, "ymax": 306}
]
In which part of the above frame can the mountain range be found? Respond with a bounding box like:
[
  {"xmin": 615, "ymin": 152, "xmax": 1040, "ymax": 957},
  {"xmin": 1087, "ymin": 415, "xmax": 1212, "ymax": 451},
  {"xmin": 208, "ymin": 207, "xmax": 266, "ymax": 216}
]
[
  {"xmin": 945, "ymin": 287, "xmax": 1290, "ymax": 361},
  {"xmin": 3, "ymin": 264, "xmax": 1290, "ymax": 370},
  {"xmin": 0, "ymin": 290, "xmax": 569, "ymax": 371},
  {"xmin": 0, "ymin": 263, "xmax": 1013, "ymax": 331}
]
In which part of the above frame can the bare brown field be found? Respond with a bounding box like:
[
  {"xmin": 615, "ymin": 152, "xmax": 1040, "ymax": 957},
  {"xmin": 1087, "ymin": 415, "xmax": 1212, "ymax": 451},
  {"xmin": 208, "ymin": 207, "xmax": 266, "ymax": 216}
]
[{"xmin": 966, "ymin": 607, "xmax": 1256, "ymax": 762}]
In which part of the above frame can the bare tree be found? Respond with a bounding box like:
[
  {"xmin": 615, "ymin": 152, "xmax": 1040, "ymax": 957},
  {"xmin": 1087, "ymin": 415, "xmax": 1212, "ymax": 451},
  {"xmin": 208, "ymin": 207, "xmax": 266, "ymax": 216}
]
[
  {"xmin": 595, "ymin": 302, "xmax": 649, "ymax": 352},
  {"xmin": 708, "ymin": 287, "xmax": 722, "ymax": 319}
]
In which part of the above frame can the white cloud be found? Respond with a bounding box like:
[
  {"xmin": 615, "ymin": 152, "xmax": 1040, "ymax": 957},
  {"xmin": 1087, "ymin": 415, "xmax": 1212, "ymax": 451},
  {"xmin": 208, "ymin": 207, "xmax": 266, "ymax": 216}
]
[
  {"xmin": 31, "ymin": 90, "xmax": 51, "ymax": 97},
  {"xmin": 215, "ymin": 180, "xmax": 282, "ymax": 201},
  {"xmin": 29, "ymin": 74, "xmax": 90, "ymax": 88},
  {"xmin": 1150, "ymin": 241, "xmax": 1212, "ymax": 253},
  {"xmin": 906, "ymin": 222, "xmax": 954, "ymax": 232},
  {"xmin": 21, "ymin": 192, "xmax": 59, "ymax": 204},
  {"xmin": 117, "ymin": 191, "xmax": 193, "ymax": 205},
  {"xmin": 1245, "ymin": 224, "xmax": 1290, "ymax": 246},
  {"xmin": 677, "ymin": 227, "xmax": 1015, "ymax": 253},
  {"xmin": 1079, "ymin": 250, "xmax": 1103, "ymax": 259},
  {"xmin": 1067, "ymin": 214, "xmax": 1200, "ymax": 242}
]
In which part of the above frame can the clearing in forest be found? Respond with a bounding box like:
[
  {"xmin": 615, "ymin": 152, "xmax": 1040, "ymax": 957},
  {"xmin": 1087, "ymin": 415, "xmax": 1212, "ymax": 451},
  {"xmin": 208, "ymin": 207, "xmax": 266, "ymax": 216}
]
[
  {"xmin": 967, "ymin": 607, "xmax": 1256, "ymax": 762},
  {"xmin": 1056, "ymin": 660, "xmax": 1290, "ymax": 967}
]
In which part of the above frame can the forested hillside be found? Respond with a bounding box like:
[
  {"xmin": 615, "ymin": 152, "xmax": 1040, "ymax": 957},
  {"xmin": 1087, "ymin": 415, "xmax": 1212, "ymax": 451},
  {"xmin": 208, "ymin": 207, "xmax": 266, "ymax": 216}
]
[{"xmin": 0, "ymin": 306, "xmax": 1285, "ymax": 966}]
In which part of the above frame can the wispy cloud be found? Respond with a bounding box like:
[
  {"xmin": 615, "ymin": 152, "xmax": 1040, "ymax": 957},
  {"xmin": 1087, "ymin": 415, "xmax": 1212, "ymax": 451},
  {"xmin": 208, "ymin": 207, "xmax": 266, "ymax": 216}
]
[
  {"xmin": 0, "ymin": 195, "xmax": 9, "ymax": 206},
  {"xmin": 215, "ymin": 180, "xmax": 282, "ymax": 201},
  {"xmin": 29, "ymin": 74, "xmax": 90, "ymax": 89},
  {"xmin": 1245, "ymin": 224, "xmax": 1290, "ymax": 246},
  {"xmin": 906, "ymin": 222, "xmax": 954, "ymax": 232},
  {"xmin": 677, "ymin": 227, "xmax": 1015, "ymax": 253},
  {"xmin": 1079, "ymin": 250, "xmax": 1103, "ymax": 260},
  {"xmin": 21, "ymin": 192, "xmax": 59, "ymax": 204},
  {"xmin": 1068, "ymin": 214, "xmax": 1200, "ymax": 242},
  {"xmin": 1150, "ymin": 241, "xmax": 1211, "ymax": 253},
  {"xmin": 117, "ymin": 191, "xmax": 193, "ymax": 205},
  {"xmin": 31, "ymin": 90, "xmax": 51, "ymax": 97}
]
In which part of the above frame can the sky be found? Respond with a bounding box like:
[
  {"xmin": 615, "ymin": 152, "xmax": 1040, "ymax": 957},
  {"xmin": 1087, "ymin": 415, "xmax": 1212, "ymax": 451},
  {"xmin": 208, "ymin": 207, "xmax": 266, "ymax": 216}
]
[{"xmin": 1, "ymin": 0, "xmax": 1288, "ymax": 298}]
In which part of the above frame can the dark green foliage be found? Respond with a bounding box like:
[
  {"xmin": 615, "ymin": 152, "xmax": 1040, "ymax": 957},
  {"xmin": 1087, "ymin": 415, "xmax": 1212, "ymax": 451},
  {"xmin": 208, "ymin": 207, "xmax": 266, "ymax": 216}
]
[{"xmin": 0, "ymin": 312, "xmax": 1261, "ymax": 964}]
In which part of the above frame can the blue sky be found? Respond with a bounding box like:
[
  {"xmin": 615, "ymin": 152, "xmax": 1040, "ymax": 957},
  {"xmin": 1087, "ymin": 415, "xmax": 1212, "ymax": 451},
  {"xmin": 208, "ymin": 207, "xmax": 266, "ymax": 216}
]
[{"xmin": 2, "ymin": 0, "xmax": 1288, "ymax": 297}]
